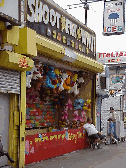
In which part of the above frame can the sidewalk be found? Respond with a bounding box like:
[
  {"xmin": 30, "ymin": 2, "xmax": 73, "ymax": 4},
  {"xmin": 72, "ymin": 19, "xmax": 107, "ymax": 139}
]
[{"xmin": 25, "ymin": 141, "xmax": 126, "ymax": 168}]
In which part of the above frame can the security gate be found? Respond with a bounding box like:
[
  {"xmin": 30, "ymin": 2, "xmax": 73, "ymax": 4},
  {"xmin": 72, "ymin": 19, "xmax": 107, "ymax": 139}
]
[
  {"xmin": 0, "ymin": 93, "xmax": 10, "ymax": 166},
  {"xmin": 0, "ymin": 68, "xmax": 20, "ymax": 166}
]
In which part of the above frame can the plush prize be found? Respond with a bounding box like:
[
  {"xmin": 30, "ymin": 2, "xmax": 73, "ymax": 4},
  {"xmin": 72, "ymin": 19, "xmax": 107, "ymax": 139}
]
[
  {"xmin": 74, "ymin": 99, "xmax": 84, "ymax": 110},
  {"xmin": 65, "ymin": 98, "xmax": 72, "ymax": 110},
  {"xmin": 44, "ymin": 66, "xmax": 59, "ymax": 89},
  {"xmin": 33, "ymin": 63, "xmax": 43, "ymax": 80},
  {"xmin": 59, "ymin": 72, "xmax": 68, "ymax": 91},
  {"xmin": 72, "ymin": 110, "xmax": 79, "ymax": 122},
  {"xmin": 63, "ymin": 76, "xmax": 71, "ymax": 91}
]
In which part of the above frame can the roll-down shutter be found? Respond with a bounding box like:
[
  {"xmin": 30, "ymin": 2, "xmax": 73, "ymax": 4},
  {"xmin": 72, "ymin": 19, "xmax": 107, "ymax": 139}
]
[{"xmin": 0, "ymin": 68, "xmax": 20, "ymax": 94}]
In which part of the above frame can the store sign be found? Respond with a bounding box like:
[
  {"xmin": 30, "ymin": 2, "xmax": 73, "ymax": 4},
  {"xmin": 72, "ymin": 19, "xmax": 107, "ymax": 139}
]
[
  {"xmin": 26, "ymin": 0, "xmax": 96, "ymax": 59},
  {"xmin": 103, "ymin": 0, "xmax": 125, "ymax": 35},
  {"xmin": 0, "ymin": 0, "xmax": 21, "ymax": 25},
  {"xmin": 97, "ymin": 52, "xmax": 126, "ymax": 64}
]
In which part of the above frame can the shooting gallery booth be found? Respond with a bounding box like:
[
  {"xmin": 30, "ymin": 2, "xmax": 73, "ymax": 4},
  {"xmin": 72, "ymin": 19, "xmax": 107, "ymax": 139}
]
[{"xmin": 10, "ymin": 0, "xmax": 104, "ymax": 166}]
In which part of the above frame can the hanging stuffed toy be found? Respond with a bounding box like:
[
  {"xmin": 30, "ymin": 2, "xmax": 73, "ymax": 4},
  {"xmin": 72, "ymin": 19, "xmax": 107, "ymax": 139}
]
[
  {"xmin": 26, "ymin": 71, "xmax": 33, "ymax": 88},
  {"xmin": 33, "ymin": 62, "xmax": 43, "ymax": 80},
  {"xmin": 61, "ymin": 107, "xmax": 68, "ymax": 121},
  {"xmin": 79, "ymin": 110, "xmax": 87, "ymax": 123},
  {"xmin": 59, "ymin": 72, "xmax": 68, "ymax": 91},
  {"xmin": 83, "ymin": 99, "xmax": 91, "ymax": 112},
  {"xmin": 72, "ymin": 110, "xmax": 79, "ymax": 122},
  {"xmin": 26, "ymin": 64, "xmax": 38, "ymax": 88},
  {"xmin": 65, "ymin": 98, "xmax": 73, "ymax": 110},
  {"xmin": 44, "ymin": 66, "xmax": 59, "ymax": 89},
  {"xmin": 63, "ymin": 71, "xmax": 71, "ymax": 91},
  {"xmin": 74, "ymin": 99, "xmax": 84, "ymax": 110}
]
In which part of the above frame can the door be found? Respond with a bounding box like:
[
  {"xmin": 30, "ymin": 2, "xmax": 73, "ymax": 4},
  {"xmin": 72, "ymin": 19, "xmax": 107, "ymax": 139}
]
[{"xmin": 0, "ymin": 93, "xmax": 10, "ymax": 166}]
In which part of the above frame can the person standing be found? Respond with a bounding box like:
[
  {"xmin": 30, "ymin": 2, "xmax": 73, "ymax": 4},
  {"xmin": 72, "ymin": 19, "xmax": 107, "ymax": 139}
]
[{"xmin": 110, "ymin": 107, "xmax": 118, "ymax": 141}]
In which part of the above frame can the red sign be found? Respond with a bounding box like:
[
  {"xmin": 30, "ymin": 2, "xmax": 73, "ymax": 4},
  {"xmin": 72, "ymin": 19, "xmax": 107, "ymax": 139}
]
[{"xmin": 25, "ymin": 128, "xmax": 88, "ymax": 165}]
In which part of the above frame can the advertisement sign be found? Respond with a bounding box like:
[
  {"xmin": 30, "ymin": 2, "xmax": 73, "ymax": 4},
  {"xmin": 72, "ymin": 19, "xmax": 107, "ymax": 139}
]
[
  {"xmin": 0, "ymin": 0, "xmax": 21, "ymax": 25},
  {"xmin": 110, "ymin": 75, "xmax": 125, "ymax": 84},
  {"xmin": 103, "ymin": 0, "xmax": 125, "ymax": 35},
  {"xmin": 26, "ymin": 0, "xmax": 96, "ymax": 59},
  {"xmin": 97, "ymin": 52, "xmax": 126, "ymax": 64}
]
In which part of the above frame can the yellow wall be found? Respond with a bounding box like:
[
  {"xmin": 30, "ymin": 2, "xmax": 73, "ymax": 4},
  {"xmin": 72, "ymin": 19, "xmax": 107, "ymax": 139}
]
[{"xmin": 9, "ymin": 94, "xmax": 19, "ymax": 167}]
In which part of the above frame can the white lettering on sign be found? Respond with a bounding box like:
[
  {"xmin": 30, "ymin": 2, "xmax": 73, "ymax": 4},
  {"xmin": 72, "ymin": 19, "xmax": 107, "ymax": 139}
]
[
  {"xmin": 42, "ymin": 4, "xmax": 49, "ymax": 24},
  {"xmin": 81, "ymin": 29, "xmax": 86, "ymax": 45},
  {"xmin": 56, "ymin": 12, "xmax": 61, "ymax": 29},
  {"xmin": 50, "ymin": 9, "xmax": 56, "ymax": 26},
  {"xmin": 27, "ymin": 0, "xmax": 35, "ymax": 22},
  {"xmin": 66, "ymin": 19, "xmax": 71, "ymax": 34},
  {"xmin": 35, "ymin": 0, "xmax": 43, "ymax": 22},
  {"xmin": 70, "ymin": 23, "xmax": 77, "ymax": 38}
]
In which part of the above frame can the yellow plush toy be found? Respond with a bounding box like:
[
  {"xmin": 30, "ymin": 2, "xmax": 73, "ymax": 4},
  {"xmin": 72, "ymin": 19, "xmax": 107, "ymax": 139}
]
[
  {"xmin": 63, "ymin": 76, "xmax": 71, "ymax": 90},
  {"xmin": 73, "ymin": 74, "xmax": 78, "ymax": 82}
]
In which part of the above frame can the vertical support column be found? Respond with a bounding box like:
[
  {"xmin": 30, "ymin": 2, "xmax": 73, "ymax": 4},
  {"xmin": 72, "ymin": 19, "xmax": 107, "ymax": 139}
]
[
  {"xmin": 19, "ymin": 71, "xmax": 26, "ymax": 168},
  {"xmin": 91, "ymin": 74, "xmax": 96, "ymax": 125},
  {"xmin": 9, "ymin": 94, "xmax": 19, "ymax": 167},
  {"xmin": 9, "ymin": 94, "xmax": 14, "ymax": 166}
]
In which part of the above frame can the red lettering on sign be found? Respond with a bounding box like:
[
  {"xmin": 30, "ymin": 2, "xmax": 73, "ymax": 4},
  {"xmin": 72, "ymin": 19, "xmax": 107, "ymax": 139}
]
[
  {"xmin": 119, "ymin": 52, "xmax": 123, "ymax": 56},
  {"xmin": 111, "ymin": 59, "xmax": 115, "ymax": 62},
  {"xmin": 111, "ymin": 52, "xmax": 115, "ymax": 57},
  {"xmin": 112, "ymin": 26, "xmax": 117, "ymax": 32},
  {"xmin": 106, "ymin": 53, "xmax": 110, "ymax": 57}
]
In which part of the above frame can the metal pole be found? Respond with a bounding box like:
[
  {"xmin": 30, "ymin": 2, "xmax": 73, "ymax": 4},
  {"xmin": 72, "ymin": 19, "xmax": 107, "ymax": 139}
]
[{"xmin": 85, "ymin": 0, "xmax": 87, "ymax": 26}]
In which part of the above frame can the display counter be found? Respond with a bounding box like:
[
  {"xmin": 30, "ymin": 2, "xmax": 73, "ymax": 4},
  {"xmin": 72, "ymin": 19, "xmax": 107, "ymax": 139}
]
[{"xmin": 25, "ymin": 128, "xmax": 89, "ymax": 165}]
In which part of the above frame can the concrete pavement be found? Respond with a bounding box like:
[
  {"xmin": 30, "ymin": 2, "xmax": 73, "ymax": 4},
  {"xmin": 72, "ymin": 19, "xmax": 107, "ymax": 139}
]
[{"xmin": 25, "ymin": 141, "xmax": 126, "ymax": 168}]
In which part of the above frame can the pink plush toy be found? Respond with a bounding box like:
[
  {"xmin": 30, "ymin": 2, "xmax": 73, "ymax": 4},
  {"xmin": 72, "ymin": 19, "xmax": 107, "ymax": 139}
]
[
  {"xmin": 81, "ymin": 110, "xmax": 86, "ymax": 117},
  {"xmin": 72, "ymin": 110, "xmax": 79, "ymax": 121},
  {"xmin": 61, "ymin": 107, "xmax": 68, "ymax": 121},
  {"xmin": 67, "ymin": 98, "xmax": 73, "ymax": 110}
]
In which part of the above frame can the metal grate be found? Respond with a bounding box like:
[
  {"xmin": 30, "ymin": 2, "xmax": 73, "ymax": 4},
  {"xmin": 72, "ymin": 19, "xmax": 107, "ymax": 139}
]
[{"xmin": 0, "ymin": 68, "xmax": 20, "ymax": 94}]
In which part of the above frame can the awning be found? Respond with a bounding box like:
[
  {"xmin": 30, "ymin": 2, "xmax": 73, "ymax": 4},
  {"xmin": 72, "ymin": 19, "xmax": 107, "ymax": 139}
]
[
  {"xmin": 36, "ymin": 34, "xmax": 104, "ymax": 74},
  {"xmin": 0, "ymin": 51, "xmax": 34, "ymax": 71},
  {"xmin": 96, "ymin": 89, "xmax": 109, "ymax": 96}
]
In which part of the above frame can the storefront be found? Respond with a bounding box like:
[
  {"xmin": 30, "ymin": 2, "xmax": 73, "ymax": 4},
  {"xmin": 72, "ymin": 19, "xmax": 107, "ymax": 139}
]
[{"xmin": 13, "ymin": 0, "xmax": 104, "ymax": 166}]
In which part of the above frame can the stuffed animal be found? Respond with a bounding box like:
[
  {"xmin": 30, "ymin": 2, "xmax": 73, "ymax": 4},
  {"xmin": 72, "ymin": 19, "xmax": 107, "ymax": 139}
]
[
  {"xmin": 72, "ymin": 110, "xmax": 79, "ymax": 122},
  {"xmin": 68, "ymin": 82, "xmax": 79, "ymax": 95},
  {"xmin": 33, "ymin": 63, "xmax": 43, "ymax": 80},
  {"xmin": 63, "ymin": 76, "xmax": 71, "ymax": 91},
  {"xmin": 59, "ymin": 72, "xmax": 68, "ymax": 91},
  {"xmin": 61, "ymin": 107, "xmax": 68, "ymax": 121},
  {"xmin": 26, "ymin": 64, "xmax": 38, "ymax": 88},
  {"xmin": 65, "ymin": 98, "xmax": 72, "ymax": 110},
  {"xmin": 44, "ymin": 66, "xmax": 59, "ymax": 89},
  {"xmin": 26, "ymin": 71, "xmax": 33, "ymax": 88},
  {"xmin": 74, "ymin": 99, "xmax": 84, "ymax": 110}
]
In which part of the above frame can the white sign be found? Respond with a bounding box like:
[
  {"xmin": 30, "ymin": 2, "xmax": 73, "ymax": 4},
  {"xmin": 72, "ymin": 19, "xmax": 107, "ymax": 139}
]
[
  {"xmin": 103, "ymin": 0, "xmax": 125, "ymax": 35},
  {"xmin": 0, "ymin": 0, "xmax": 20, "ymax": 23},
  {"xmin": 62, "ymin": 48, "xmax": 77, "ymax": 63},
  {"xmin": 96, "ymin": 52, "xmax": 126, "ymax": 64}
]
